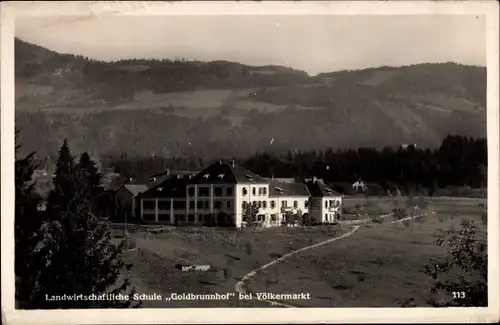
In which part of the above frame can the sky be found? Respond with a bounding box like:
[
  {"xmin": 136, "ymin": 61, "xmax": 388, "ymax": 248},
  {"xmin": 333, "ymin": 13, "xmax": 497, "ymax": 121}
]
[{"xmin": 16, "ymin": 15, "xmax": 485, "ymax": 75}]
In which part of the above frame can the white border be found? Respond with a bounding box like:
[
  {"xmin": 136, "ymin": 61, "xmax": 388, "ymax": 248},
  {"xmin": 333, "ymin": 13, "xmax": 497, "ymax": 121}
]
[{"xmin": 1, "ymin": 1, "xmax": 499, "ymax": 324}]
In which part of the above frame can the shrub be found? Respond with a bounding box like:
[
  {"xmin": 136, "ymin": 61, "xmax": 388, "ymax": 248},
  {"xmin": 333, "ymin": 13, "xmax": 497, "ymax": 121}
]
[
  {"xmin": 423, "ymin": 220, "xmax": 487, "ymax": 307},
  {"xmin": 480, "ymin": 212, "xmax": 487, "ymax": 226},
  {"xmin": 127, "ymin": 238, "xmax": 137, "ymax": 250},
  {"xmin": 393, "ymin": 208, "xmax": 407, "ymax": 220}
]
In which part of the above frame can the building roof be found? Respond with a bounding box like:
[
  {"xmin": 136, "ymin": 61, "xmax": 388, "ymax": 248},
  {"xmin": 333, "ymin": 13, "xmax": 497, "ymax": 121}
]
[
  {"xmin": 188, "ymin": 162, "xmax": 268, "ymax": 184},
  {"xmin": 268, "ymin": 179, "xmax": 310, "ymax": 197},
  {"xmin": 305, "ymin": 180, "xmax": 341, "ymax": 197},
  {"xmin": 122, "ymin": 184, "xmax": 149, "ymax": 197},
  {"xmin": 107, "ymin": 173, "xmax": 171, "ymax": 192},
  {"xmin": 139, "ymin": 177, "xmax": 189, "ymax": 198}
]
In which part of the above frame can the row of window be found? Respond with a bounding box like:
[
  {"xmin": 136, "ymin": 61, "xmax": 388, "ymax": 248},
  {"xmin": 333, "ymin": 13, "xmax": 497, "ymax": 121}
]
[
  {"xmin": 324, "ymin": 213, "xmax": 338, "ymax": 222},
  {"xmin": 143, "ymin": 200, "xmax": 187, "ymax": 210},
  {"xmin": 242, "ymin": 200, "xmax": 307, "ymax": 210},
  {"xmin": 143, "ymin": 200, "xmax": 232, "ymax": 211},
  {"xmin": 325, "ymin": 200, "xmax": 341, "ymax": 208},
  {"xmin": 243, "ymin": 214, "xmax": 288, "ymax": 222},
  {"xmin": 241, "ymin": 187, "xmax": 268, "ymax": 196},
  {"xmin": 143, "ymin": 213, "xmax": 233, "ymax": 224},
  {"xmin": 145, "ymin": 199, "xmax": 340, "ymax": 211},
  {"xmin": 188, "ymin": 186, "xmax": 234, "ymax": 197}
]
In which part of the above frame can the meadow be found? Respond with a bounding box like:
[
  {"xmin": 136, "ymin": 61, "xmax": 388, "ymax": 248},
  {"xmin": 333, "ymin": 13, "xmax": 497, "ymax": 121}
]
[
  {"xmin": 116, "ymin": 225, "xmax": 350, "ymax": 308},
  {"xmin": 112, "ymin": 197, "xmax": 487, "ymax": 308}
]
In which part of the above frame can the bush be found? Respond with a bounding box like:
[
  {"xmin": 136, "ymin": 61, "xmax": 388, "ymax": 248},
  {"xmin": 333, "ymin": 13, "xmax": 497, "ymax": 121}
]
[
  {"xmin": 127, "ymin": 238, "xmax": 137, "ymax": 250},
  {"xmin": 423, "ymin": 220, "xmax": 487, "ymax": 307},
  {"xmin": 393, "ymin": 208, "xmax": 407, "ymax": 220}
]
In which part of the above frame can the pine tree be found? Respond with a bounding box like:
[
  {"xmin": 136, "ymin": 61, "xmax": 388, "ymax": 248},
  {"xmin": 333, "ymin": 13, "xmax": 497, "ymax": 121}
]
[
  {"xmin": 15, "ymin": 129, "xmax": 50, "ymax": 308},
  {"xmin": 31, "ymin": 140, "xmax": 140, "ymax": 308},
  {"xmin": 78, "ymin": 152, "xmax": 105, "ymax": 218},
  {"xmin": 46, "ymin": 139, "xmax": 76, "ymax": 222}
]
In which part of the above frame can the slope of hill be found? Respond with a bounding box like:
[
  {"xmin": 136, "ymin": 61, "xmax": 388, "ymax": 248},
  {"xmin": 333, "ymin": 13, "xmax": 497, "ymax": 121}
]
[{"xmin": 14, "ymin": 38, "xmax": 486, "ymax": 159}]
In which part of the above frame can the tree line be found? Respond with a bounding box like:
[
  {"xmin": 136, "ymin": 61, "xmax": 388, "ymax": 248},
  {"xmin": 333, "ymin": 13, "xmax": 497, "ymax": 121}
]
[
  {"xmin": 105, "ymin": 135, "xmax": 487, "ymax": 195},
  {"xmin": 15, "ymin": 131, "xmax": 139, "ymax": 309}
]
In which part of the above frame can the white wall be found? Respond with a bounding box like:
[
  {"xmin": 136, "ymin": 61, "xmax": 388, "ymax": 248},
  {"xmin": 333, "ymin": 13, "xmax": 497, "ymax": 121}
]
[
  {"xmin": 235, "ymin": 183, "xmax": 270, "ymax": 227},
  {"xmin": 320, "ymin": 197, "xmax": 343, "ymax": 223},
  {"xmin": 139, "ymin": 182, "xmax": 343, "ymax": 227}
]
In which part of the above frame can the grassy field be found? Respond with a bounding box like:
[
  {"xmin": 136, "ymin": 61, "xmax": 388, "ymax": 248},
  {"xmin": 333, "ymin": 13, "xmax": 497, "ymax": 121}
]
[
  {"xmin": 113, "ymin": 197, "xmax": 487, "ymax": 308},
  {"xmin": 116, "ymin": 225, "xmax": 350, "ymax": 308},
  {"xmin": 247, "ymin": 198, "xmax": 487, "ymax": 307}
]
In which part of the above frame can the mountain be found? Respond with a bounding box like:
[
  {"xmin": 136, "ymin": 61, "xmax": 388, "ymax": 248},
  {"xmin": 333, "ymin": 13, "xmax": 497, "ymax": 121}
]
[{"xmin": 15, "ymin": 38, "xmax": 486, "ymax": 160}]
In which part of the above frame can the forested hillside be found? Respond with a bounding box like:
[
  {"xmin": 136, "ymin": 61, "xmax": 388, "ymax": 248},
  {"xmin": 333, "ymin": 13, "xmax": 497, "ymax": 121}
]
[{"xmin": 15, "ymin": 38, "xmax": 486, "ymax": 161}]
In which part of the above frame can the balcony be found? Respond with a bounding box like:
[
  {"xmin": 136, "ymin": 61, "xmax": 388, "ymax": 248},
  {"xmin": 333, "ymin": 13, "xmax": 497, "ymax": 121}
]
[{"xmin": 280, "ymin": 206, "xmax": 293, "ymax": 213}]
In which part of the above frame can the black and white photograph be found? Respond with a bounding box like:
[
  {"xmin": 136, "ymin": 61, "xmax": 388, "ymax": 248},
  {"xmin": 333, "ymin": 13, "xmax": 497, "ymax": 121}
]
[{"xmin": 1, "ymin": 1, "xmax": 499, "ymax": 324}]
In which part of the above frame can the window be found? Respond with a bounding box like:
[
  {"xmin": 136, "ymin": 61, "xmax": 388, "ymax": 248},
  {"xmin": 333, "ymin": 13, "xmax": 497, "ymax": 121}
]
[
  {"xmin": 188, "ymin": 214, "xmax": 195, "ymax": 222},
  {"xmin": 158, "ymin": 200, "xmax": 170, "ymax": 210},
  {"xmin": 325, "ymin": 214, "xmax": 328, "ymax": 220},
  {"xmin": 197, "ymin": 200, "xmax": 209, "ymax": 209},
  {"xmin": 214, "ymin": 200, "xmax": 222, "ymax": 209},
  {"xmin": 304, "ymin": 200, "xmax": 308, "ymax": 208},
  {"xmin": 242, "ymin": 188, "xmax": 248, "ymax": 196},
  {"xmin": 143, "ymin": 200, "xmax": 155, "ymax": 210},
  {"xmin": 242, "ymin": 201, "xmax": 248, "ymax": 209},
  {"xmin": 281, "ymin": 201, "xmax": 287, "ymax": 208},
  {"xmin": 263, "ymin": 187, "xmax": 267, "ymax": 195},
  {"xmin": 177, "ymin": 214, "xmax": 186, "ymax": 222},
  {"xmin": 270, "ymin": 200, "xmax": 276, "ymax": 209},
  {"xmin": 226, "ymin": 201, "xmax": 231, "ymax": 209},
  {"xmin": 214, "ymin": 187, "xmax": 223, "ymax": 197},
  {"xmin": 173, "ymin": 201, "xmax": 186, "ymax": 210},
  {"xmin": 252, "ymin": 187, "xmax": 256, "ymax": 195},
  {"xmin": 263, "ymin": 201, "xmax": 267, "ymax": 209},
  {"xmin": 252, "ymin": 201, "xmax": 258, "ymax": 208},
  {"xmin": 258, "ymin": 188, "xmax": 263, "ymax": 196},
  {"xmin": 293, "ymin": 201, "xmax": 298, "ymax": 209},
  {"xmin": 330, "ymin": 200, "xmax": 334, "ymax": 208},
  {"xmin": 271, "ymin": 214, "xmax": 276, "ymax": 221},
  {"xmin": 188, "ymin": 187, "xmax": 195, "ymax": 196},
  {"xmin": 226, "ymin": 187, "xmax": 233, "ymax": 196},
  {"xmin": 257, "ymin": 214, "xmax": 265, "ymax": 222},
  {"xmin": 158, "ymin": 213, "xmax": 170, "ymax": 221},
  {"xmin": 325, "ymin": 201, "xmax": 328, "ymax": 208},
  {"xmin": 335, "ymin": 200, "xmax": 340, "ymax": 207},
  {"xmin": 198, "ymin": 187, "xmax": 209, "ymax": 197},
  {"xmin": 189, "ymin": 201, "xmax": 195, "ymax": 209},
  {"xmin": 258, "ymin": 201, "xmax": 262, "ymax": 208}
]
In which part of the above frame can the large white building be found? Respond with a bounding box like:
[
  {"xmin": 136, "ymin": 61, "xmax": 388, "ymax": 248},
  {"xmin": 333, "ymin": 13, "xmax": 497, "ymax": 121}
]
[{"xmin": 138, "ymin": 161, "xmax": 343, "ymax": 227}]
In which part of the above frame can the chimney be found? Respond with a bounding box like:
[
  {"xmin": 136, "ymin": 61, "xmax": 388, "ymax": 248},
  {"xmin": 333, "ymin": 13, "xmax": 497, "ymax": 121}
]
[{"xmin": 313, "ymin": 176, "xmax": 317, "ymax": 183}]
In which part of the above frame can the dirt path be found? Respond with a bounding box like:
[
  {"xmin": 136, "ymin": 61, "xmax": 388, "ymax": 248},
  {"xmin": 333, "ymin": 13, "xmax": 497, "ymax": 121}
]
[
  {"xmin": 234, "ymin": 225, "xmax": 361, "ymax": 307},
  {"xmin": 235, "ymin": 212, "xmax": 428, "ymax": 307}
]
